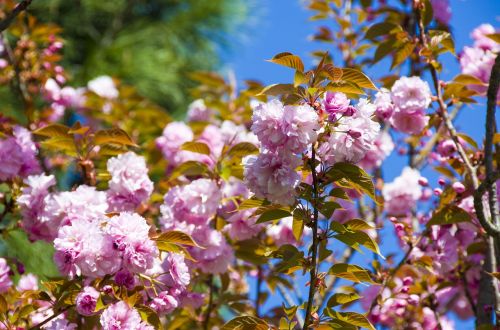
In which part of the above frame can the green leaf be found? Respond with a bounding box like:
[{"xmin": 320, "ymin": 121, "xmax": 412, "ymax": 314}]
[
  {"xmin": 326, "ymin": 163, "xmax": 376, "ymax": 200},
  {"xmin": 485, "ymin": 33, "xmax": 500, "ymax": 44},
  {"xmin": 170, "ymin": 161, "xmax": 210, "ymax": 179},
  {"xmin": 136, "ymin": 305, "xmax": 161, "ymax": 329},
  {"xmin": 326, "ymin": 310, "xmax": 375, "ymax": 330},
  {"xmin": 292, "ymin": 217, "xmax": 304, "ymax": 241},
  {"xmin": 429, "ymin": 30, "xmax": 455, "ymax": 55},
  {"xmin": 256, "ymin": 209, "xmax": 292, "ymax": 224},
  {"xmin": 0, "ymin": 295, "xmax": 6, "ymax": 313},
  {"xmin": 68, "ymin": 121, "xmax": 90, "ymax": 135},
  {"xmin": 227, "ymin": 142, "xmax": 259, "ymax": 158},
  {"xmin": 374, "ymin": 39, "xmax": 395, "ymax": 63},
  {"xmin": 283, "ymin": 304, "xmax": 298, "ymax": 319},
  {"xmin": 319, "ymin": 201, "xmax": 342, "ymax": 219},
  {"xmin": 340, "ymin": 68, "xmax": 377, "ymax": 90},
  {"xmin": 40, "ymin": 137, "xmax": 77, "ymax": 156},
  {"xmin": 453, "ymin": 74, "xmax": 487, "ymax": 86},
  {"xmin": 327, "ymin": 292, "xmax": 361, "ymax": 308},
  {"xmin": 268, "ymin": 244, "xmax": 305, "ymax": 274},
  {"xmin": 329, "ymin": 263, "xmax": 376, "ymax": 284},
  {"xmin": 422, "ymin": 0, "xmax": 434, "ymax": 27},
  {"xmin": 33, "ymin": 123, "xmax": 71, "ymax": 138},
  {"xmin": 258, "ymin": 83, "xmax": 296, "ymax": 96},
  {"xmin": 153, "ymin": 230, "xmax": 201, "ymax": 248},
  {"xmin": 294, "ymin": 70, "xmax": 309, "ymax": 87},
  {"xmin": 344, "ymin": 219, "xmax": 375, "ymax": 231},
  {"xmin": 94, "ymin": 128, "xmax": 137, "ymax": 147},
  {"xmin": 364, "ymin": 22, "xmax": 400, "ymax": 39},
  {"xmin": 181, "ymin": 141, "xmax": 210, "ymax": 155},
  {"xmin": 221, "ymin": 316, "xmax": 269, "ymax": 330},
  {"xmin": 334, "ymin": 231, "xmax": 384, "ymax": 258},
  {"xmin": 321, "ymin": 64, "xmax": 343, "ymax": 82},
  {"xmin": 155, "ymin": 242, "xmax": 196, "ymax": 261},
  {"xmin": 329, "ymin": 188, "xmax": 349, "ymax": 200},
  {"xmin": 391, "ymin": 42, "xmax": 415, "ymax": 69},
  {"xmin": 326, "ymin": 82, "xmax": 364, "ymax": 95},
  {"xmin": 238, "ymin": 198, "xmax": 268, "ymax": 210},
  {"xmin": 456, "ymin": 133, "xmax": 478, "ymax": 149},
  {"xmin": 267, "ymin": 52, "xmax": 305, "ymax": 72},
  {"xmin": 427, "ymin": 205, "xmax": 471, "ymax": 226}
]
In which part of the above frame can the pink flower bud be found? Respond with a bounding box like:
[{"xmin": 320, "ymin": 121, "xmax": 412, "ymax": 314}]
[
  {"xmin": 434, "ymin": 188, "xmax": 443, "ymax": 196},
  {"xmin": 452, "ymin": 182, "xmax": 466, "ymax": 194},
  {"xmin": 418, "ymin": 177, "xmax": 428, "ymax": 187},
  {"xmin": 347, "ymin": 129, "xmax": 362, "ymax": 139},
  {"xmin": 438, "ymin": 178, "xmax": 446, "ymax": 186},
  {"xmin": 76, "ymin": 286, "xmax": 99, "ymax": 316}
]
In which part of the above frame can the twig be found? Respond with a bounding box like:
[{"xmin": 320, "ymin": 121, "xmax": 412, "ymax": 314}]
[
  {"xmin": 29, "ymin": 305, "xmax": 71, "ymax": 330},
  {"xmin": 302, "ymin": 146, "xmax": 320, "ymax": 330},
  {"xmin": 0, "ymin": 0, "xmax": 34, "ymax": 33},
  {"xmin": 203, "ymin": 275, "xmax": 214, "ymax": 330}
]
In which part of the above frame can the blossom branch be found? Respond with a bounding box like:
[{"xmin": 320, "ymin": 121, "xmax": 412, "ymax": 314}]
[
  {"xmin": 0, "ymin": 0, "xmax": 34, "ymax": 33},
  {"xmin": 302, "ymin": 145, "xmax": 320, "ymax": 330}
]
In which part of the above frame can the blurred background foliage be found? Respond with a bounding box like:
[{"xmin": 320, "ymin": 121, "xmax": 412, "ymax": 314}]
[{"xmin": 31, "ymin": 0, "xmax": 251, "ymax": 113}]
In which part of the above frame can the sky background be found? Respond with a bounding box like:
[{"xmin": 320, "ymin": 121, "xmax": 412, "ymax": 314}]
[{"xmin": 220, "ymin": 1, "xmax": 499, "ymax": 329}]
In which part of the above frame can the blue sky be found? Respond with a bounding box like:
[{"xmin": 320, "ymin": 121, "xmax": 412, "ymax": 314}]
[{"xmin": 221, "ymin": 1, "xmax": 499, "ymax": 328}]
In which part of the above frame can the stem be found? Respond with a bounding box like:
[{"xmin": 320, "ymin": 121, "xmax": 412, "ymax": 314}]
[
  {"xmin": 302, "ymin": 146, "xmax": 319, "ymax": 330},
  {"xmin": 0, "ymin": 0, "xmax": 34, "ymax": 33},
  {"xmin": 29, "ymin": 306, "xmax": 71, "ymax": 330},
  {"xmin": 203, "ymin": 275, "xmax": 214, "ymax": 330}
]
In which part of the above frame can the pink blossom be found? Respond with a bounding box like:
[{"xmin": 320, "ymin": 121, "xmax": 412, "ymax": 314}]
[
  {"xmin": 391, "ymin": 76, "xmax": 432, "ymax": 114},
  {"xmin": 374, "ymin": 88, "xmax": 394, "ymax": 121},
  {"xmin": 54, "ymin": 218, "xmax": 120, "ymax": 278},
  {"xmin": 42, "ymin": 319, "xmax": 77, "ymax": 330},
  {"xmin": 460, "ymin": 46, "xmax": 496, "ymax": 85},
  {"xmin": 100, "ymin": 301, "xmax": 143, "ymax": 330},
  {"xmin": 322, "ymin": 99, "xmax": 380, "ymax": 164},
  {"xmin": 224, "ymin": 209, "xmax": 264, "ymax": 241},
  {"xmin": 323, "ymin": 92, "xmax": 350, "ymax": 120},
  {"xmin": 76, "ymin": 286, "xmax": 100, "ymax": 316},
  {"xmin": 266, "ymin": 217, "xmax": 297, "ymax": 247},
  {"xmin": 390, "ymin": 110, "xmax": 429, "ymax": 135},
  {"xmin": 155, "ymin": 121, "xmax": 194, "ymax": 161},
  {"xmin": 0, "ymin": 126, "xmax": 41, "ymax": 181},
  {"xmin": 104, "ymin": 212, "xmax": 158, "ymax": 274},
  {"xmin": 17, "ymin": 273, "xmax": 38, "ymax": 291},
  {"xmin": 106, "ymin": 152, "xmax": 154, "ymax": 212},
  {"xmin": 0, "ymin": 258, "xmax": 12, "ymax": 293},
  {"xmin": 149, "ymin": 292, "xmax": 179, "ymax": 315},
  {"xmin": 159, "ymin": 253, "xmax": 190, "ymax": 289},
  {"xmin": 115, "ymin": 269, "xmax": 136, "ymax": 289},
  {"xmin": 251, "ymin": 100, "xmax": 319, "ymax": 153},
  {"xmin": 359, "ymin": 131, "xmax": 394, "ymax": 170},
  {"xmin": 219, "ymin": 120, "xmax": 259, "ymax": 146},
  {"xmin": 190, "ymin": 229, "xmax": 234, "ymax": 274},
  {"xmin": 186, "ymin": 99, "xmax": 214, "ymax": 122},
  {"xmin": 431, "ymin": 0, "xmax": 451, "ymax": 25},
  {"xmin": 471, "ymin": 24, "xmax": 499, "ymax": 51},
  {"xmin": 243, "ymin": 151, "xmax": 300, "ymax": 205},
  {"xmin": 160, "ymin": 179, "xmax": 221, "ymax": 228},
  {"xmin": 436, "ymin": 139, "xmax": 456, "ymax": 157},
  {"xmin": 382, "ymin": 167, "xmax": 422, "ymax": 215},
  {"xmin": 87, "ymin": 76, "xmax": 118, "ymax": 99},
  {"xmin": 18, "ymin": 174, "xmax": 58, "ymax": 242}
]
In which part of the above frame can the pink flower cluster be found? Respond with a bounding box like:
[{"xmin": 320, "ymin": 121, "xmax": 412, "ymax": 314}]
[
  {"xmin": 18, "ymin": 152, "xmax": 152, "ymax": 242},
  {"xmin": 160, "ymin": 179, "xmax": 234, "ymax": 274},
  {"xmin": 53, "ymin": 212, "xmax": 158, "ymax": 278},
  {"xmin": 245, "ymin": 100, "xmax": 320, "ymax": 205},
  {"xmin": 320, "ymin": 98, "xmax": 381, "ymax": 164},
  {"xmin": 390, "ymin": 76, "xmax": 431, "ymax": 135},
  {"xmin": 107, "ymin": 151, "xmax": 154, "ymax": 211},
  {"xmin": 382, "ymin": 167, "xmax": 423, "ymax": 216},
  {"xmin": 460, "ymin": 24, "xmax": 499, "ymax": 95},
  {"xmin": 0, "ymin": 126, "xmax": 41, "ymax": 181},
  {"xmin": 100, "ymin": 301, "xmax": 153, "ymax": 330},
  {"xmin": 156, "ymin": 119, "xmax": 257, "ymax": 171}
]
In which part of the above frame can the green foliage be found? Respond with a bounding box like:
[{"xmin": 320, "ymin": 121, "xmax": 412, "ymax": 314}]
[
  {"xmin": 31, "ymin": 0, "xmax": 251, "ymax": 112},
  {"xmin": 2, "ymin": 230, "xmax": 59, "ymax": 280}
]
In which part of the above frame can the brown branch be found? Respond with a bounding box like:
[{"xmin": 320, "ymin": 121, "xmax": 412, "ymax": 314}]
[
  {"xmin": 302, "ymin": 146, "xmax": 320, "ymax": 330},
  {"xmin": 0, "ymin": 0, "xmax": 34, "ymax": 33}
]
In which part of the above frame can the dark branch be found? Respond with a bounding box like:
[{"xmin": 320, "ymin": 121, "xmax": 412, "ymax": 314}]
[{"xmin": 0, "ymin": 0, "xmax": 34, "ymax": 33}]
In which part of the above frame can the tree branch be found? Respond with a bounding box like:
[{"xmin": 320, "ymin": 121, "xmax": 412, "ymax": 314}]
[{"xmin": 0, "ymin": 0, "xmax": 34, "ymax": 33}]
